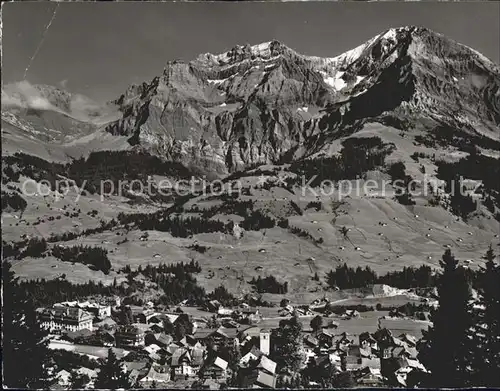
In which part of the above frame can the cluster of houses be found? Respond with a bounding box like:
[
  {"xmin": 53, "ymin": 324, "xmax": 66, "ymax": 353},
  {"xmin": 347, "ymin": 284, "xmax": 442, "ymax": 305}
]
[
  {"xmin": 41, "ymin": 300, "xmax": 278, "ymax": 389},
  {"xmin": 302, "ymin": 326, "xmax": 426, "ymax": 387},
  {"xmin": 41, "ymin": 297, "xmax": 427, "ymax": 389}
]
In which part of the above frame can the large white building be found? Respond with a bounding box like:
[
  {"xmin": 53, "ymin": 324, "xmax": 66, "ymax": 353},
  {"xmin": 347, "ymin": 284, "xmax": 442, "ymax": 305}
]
[
  {"xmin": 58, "ymin": 301, "xmax": 111, "ymax": 319},
  {"xmin": 38, "ymin": 306, "xmax": 93, "ymax": 332}
]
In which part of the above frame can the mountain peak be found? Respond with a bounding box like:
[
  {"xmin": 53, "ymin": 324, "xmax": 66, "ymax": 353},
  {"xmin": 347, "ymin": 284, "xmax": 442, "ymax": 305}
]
[{"xmin": 195, "ymin": 39, "xmax": 293, "ymax": 67}]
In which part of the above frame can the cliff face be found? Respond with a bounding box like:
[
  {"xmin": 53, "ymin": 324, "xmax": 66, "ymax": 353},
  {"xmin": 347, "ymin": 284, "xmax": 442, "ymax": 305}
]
[{"xmin": 105, "ymin": 26, "xmax": 500, "ymax": 174}]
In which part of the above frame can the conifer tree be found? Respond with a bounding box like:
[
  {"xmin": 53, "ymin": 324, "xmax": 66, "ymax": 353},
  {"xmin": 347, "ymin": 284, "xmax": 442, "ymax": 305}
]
[
  {"xmin": 69, "ymin": 371, "xmax": 90, "ymax": 389},
  {"xmin": 418, "ymin": 250, "xmax": 473, "ymax": 387},
  {"xmin": 271, "ymin": 314, "xmax": 304, "ymax": 371},
  {"xmin": 2, "ymin": 261, "xmax": 50, "ymax": 388},
  {"xmin": 475, "ymin": 246, "xmax": 500, "ymax": 386},
  {"xmin": 94, "ymin": 348, "xmax": 130, "ymax": 389},
  {"xmin": 310, "ymin": 315, "xmax": 323, "ymax": 332}
]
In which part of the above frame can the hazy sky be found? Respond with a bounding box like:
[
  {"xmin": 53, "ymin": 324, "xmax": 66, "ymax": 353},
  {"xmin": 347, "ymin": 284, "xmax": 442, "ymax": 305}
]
[{"xmin": 3, "ymin": 1, "xmax": 499, "ymax": 103}]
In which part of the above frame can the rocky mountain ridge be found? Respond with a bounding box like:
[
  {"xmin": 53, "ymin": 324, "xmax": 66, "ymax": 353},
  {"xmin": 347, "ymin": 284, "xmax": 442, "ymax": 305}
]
[{"xmin": 104, "ymin": 26, "xmax": 500, "ymax": 174}]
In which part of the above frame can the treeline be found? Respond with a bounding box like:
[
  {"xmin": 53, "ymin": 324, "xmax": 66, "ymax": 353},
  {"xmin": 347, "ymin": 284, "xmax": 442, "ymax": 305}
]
[
  {"xmin": 117, "ymin": 212, "xmax": 232, "ymax": 238},
  {"xmin": 290, "ymin": 137, "xmax": 394, "ymax": 186},
  {"xmin": 2, "ymin": 238, "xmax": 48, "ymax": 259},
  {"xmin": 326, "ymin": 264, "xmax": 437, "ymax": 290},
  {"xmin": 378, "ymin": 265, "xmax": 436, "ymax": 288},
  {"xmin": 2, "ymin": 151, "xmax": 194, "ymax": 196},
  {"xmin": 249, "ymin": 275, "xmax": 288, "ymax": 294},
  {"xmin": 18, "ymin": 278, "xmax": 131, "ymax": 307},
  {"xmin": 437, "ymin": 151, "xmax": 500, "ymax": 220},
  {"xmin": 388, "ymin": 162, "xmax": 416, "ymax": 206},
  {"xmin": 208, "ymin": 285, "xmax": 237, "ymax": 307},
  {"xmin": 67, "ymin": 151, "xmax": 194, "ymax": 195},
  {"xmin": 121, "ymin": 261, "xmax": 206, "ymax": 306},
  {"xmin": 48, "ymin": 220, "xmax": 119, "ymax": 243},
  {"xmin": 51, "ymin": 245, "xmax": 111, "ymax": 274},
  {"xmin": 197, "ymin": 199, "xmax": 254, "ymax": 219},
  {"xmin": 241, "ymin": 210, "xmax": 276, "ymax": 231},
  {"xmin": 121, "ymin": 259, "xmax": 201, "ymax": 278},
  {"xmin": 326, "ymin": 264, "xmax": 377, "ymax": 289},
  {"xmin": 2, "ymin": 153, "xmax": 65, "ymax": 191},
  {"xmin": 388, "ymin": 302, "xmax": 432, "ymax": 320},
  {"xmin": 414, "ymin": 125, "xmax": 500, "ymax": 152},
  {"xmin": 326, "ymin": 262, "xmax": 484, "ymax": 291}
]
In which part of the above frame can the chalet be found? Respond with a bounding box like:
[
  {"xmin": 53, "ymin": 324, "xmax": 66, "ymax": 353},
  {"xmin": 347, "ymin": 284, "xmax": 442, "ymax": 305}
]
[
  {"xmin": 206, "ymin": 300, "xmax": 222, "ymax": 313},
  {"xmin": 341, "ymin": 309, "xmax": 360, "ymax": 319},
  {"xmin": 303, "ymin": 338, "xmax": 318, "ymax": 362},
  {"xmin": 122, "ymin": 359, "xmax": 150, "ymax": 375},
  {"xmin": 240, "ymin": 369, "xmax": 277, "ymax": 389},
  {"xmin": 62, "ymin": 329, "xmax": 93, "ymax": 343},
  {"xmin": 115, "ymin": 325, "xmax": 145, "ymax": 347},
  {"xmin": 39, "ymin": 306, "xmax": 93, "ymax": 332},
  {"xmin": 335, "ymin": 332, "xmax": 354, "ymax": 351},
  {"xmin": 139, "ymin": 365, "xmax": 171, "ymax": 385},
  {"xmin": 193, "ymin": 318, "xmax": 209, "ymax": 330},
  {"xmin": 355, "ymin": 367, "xmax": 384, "ymax": 387},
  {"xmin": 398, "ymin": 333, "xmax": 417, "ymax": 348},
  {"xmin": 316, "ymin": 329, "xmax": 335, "ymax": 348},
  {"xmin": 304, "ymin": 334, "xmax": 319, "ymax": 350},
  {"xmin": 194, "ymin": 328, "xmax": 218, "ymax": 342},
  {"xmin": 238, "ymin": 326, "xmax": 261, "ymax": 342},
  {"xmin": 200, "ymin": 357, "xmax": 228, "ymax": 380},
  {"xmin": 155, "ymin": 333, "xmax": 174, "ymax": 348},
  {"xmin": 179, "ymin": 335, "xmax": 197, "ymax": 348},
  {"xmin": 382, "ymin": 356, "xmax": 427, "ymax": 387},
  {"xmin": 143, "ymin": 344, "xmax": 168, "ymax": 362},
  {"xmin": 346, "ymin": 345, "xmax": 380, "ymax": 370},
  {"xmin": 207, "ymin": 327, "xmax": 239, "ymax": 347},
  {"xmin": 94, "ymin": 317, "xmax": 117, "ymax": 330},
  {"xmin": 171, "ymin": 348, "xmax": 197, "ymax": 378},
  {"xmin": 328, "ymin": 351, "xmax": 342, "ymax": 365},
  {"xmin": 218, "ymin": 307, "xmax": 234, "ymax": 316},
  {"xmin": 221, "ymin": 319, "xmax": 240, "ymax": 329},
  {"xmin": 280, "ymin": 298, "xmax": 291, "ymax": 307},
  {"xmin": 128, "ymin": 306, "xmax": 155, "ymax": 323},
  {"xmin": 74, "ymin": 367, "xmax": 98, "ymax": 388},
  {"xmin": 256, "ymin": 355, "xmax": 277, "ymax": 375},
  {"xmin": 359, "ymin": 332, "xmax": 378, "ymax": 351},
  {"xmin": 239, "ymin": 355, "xmax": 278, "ymax": 389},
  {"xmin": 148, "ymin": 314, "xmax": 170, "ymax": 325},
  {"xmin": 295, "ymin": 307, "xmax": 314, "ymax": 316},
  {"xmin": 200, "ymin": 379, "xmax": 221, "ymax": 390},
  {"xmin": 391, "ymin": 345, "xmax": 418, "ymax": 360},
  {"xmin": 149, "ymin": 323, "xmax": 164, "ymax": 333},
  {"xmin": 166, "ymin": 342, "xmax": 182, "ymax": 356},
  {"xmin": 191, "ymin": 347, "xmax": 206, "ymax": 370},
  {"xmin": 239, "ymin": 346, "xmax": 263, "ymax": 367},
  {"xmin": 239, "ymin": 307, "xmax": 261, "ymax": 323}
]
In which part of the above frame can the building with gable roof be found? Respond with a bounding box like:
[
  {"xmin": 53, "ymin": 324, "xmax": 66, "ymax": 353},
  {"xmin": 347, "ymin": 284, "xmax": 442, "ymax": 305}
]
[{"xmin": 39, "ymin": 306, "xmax": 93, "ymax": 332}]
